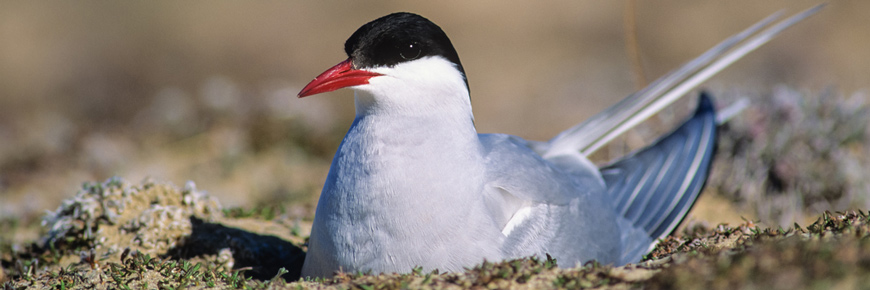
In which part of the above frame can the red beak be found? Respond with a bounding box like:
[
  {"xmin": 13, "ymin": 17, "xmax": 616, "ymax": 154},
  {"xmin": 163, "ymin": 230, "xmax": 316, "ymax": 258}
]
[{"xmin": 298, "ymin": 59, "xmax": 383, "ymax": 98}]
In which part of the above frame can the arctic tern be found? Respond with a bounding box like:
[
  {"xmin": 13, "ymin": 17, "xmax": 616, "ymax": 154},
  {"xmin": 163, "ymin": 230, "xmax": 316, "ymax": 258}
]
[{"xmin": 297, "ymin": 6, "xmax": 823, "ymax": 278}]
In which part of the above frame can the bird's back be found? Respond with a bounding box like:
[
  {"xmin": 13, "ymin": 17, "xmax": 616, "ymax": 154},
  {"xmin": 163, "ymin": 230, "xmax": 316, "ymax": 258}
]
[
  {"xmin": 479, "ymin": 133, "xmax": 623, "ymax": 266},
  {"xmin": 482, "ymin": 93, "xmax": 717, "ymax": 266}
]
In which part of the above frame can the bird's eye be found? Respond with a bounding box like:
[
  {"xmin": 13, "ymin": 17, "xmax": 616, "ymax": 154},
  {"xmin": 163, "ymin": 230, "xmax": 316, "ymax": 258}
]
[{"xmin": 398, "ymin": 42, "xmax": 422, "ymax": 60}]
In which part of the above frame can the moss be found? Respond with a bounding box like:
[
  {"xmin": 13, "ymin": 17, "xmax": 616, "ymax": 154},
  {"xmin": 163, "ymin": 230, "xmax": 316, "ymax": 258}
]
[
  {"xmin": 3, "ymin": 177, "xmax": 306, "ymax": 289},
  {"xmin": 4, "ymin": 178, "xmax": 870, "ymax": 289},
  {"xmin": 647, "ymin": 211, "xmax": 870, "ymax": 290}
]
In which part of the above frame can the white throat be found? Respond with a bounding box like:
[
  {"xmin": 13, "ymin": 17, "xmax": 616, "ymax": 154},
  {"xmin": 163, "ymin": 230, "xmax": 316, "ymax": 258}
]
[{"xmin": 352, "ymin": 56, "xmax": 472, "ymax": 122}]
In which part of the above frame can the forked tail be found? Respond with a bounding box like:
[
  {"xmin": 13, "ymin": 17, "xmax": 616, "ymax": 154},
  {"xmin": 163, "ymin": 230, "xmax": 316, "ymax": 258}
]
[{"xmin": 543, "ymin": 4, "xmax": 824, "ymax": 158}]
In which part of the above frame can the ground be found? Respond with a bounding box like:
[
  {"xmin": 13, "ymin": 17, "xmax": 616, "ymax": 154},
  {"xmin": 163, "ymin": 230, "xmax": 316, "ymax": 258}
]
[{"xmin": 3, "ymin": 178, "xmax": 870, "ymax": 289}]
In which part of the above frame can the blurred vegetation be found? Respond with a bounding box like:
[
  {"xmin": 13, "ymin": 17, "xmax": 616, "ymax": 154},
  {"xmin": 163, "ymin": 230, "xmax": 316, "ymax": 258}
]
[{"xmin": 712, "ymin": 87, "xmax": 870, "ymax": 226}]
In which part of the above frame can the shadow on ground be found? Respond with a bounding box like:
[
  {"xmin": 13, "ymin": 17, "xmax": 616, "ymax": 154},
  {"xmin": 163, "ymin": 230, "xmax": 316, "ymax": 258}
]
[{"xmin": 168, "ymin": 217, "xmax": 306, "ymax": 281}]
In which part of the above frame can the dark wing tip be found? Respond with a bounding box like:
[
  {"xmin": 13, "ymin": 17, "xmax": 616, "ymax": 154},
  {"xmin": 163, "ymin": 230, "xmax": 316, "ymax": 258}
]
[
  {"xmin": 602, "ymin": 91, "xmax": 719, "ymax": 261},
  {"xmin": 696, "ymin": 91, "xmax": 716, "ymax": 115}
]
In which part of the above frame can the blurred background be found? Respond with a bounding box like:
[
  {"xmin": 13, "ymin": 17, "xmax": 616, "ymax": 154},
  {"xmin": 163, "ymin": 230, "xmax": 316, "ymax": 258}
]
[{"xmin": 0, "ymin": 1, "xmax": 867, "ymax": 238}]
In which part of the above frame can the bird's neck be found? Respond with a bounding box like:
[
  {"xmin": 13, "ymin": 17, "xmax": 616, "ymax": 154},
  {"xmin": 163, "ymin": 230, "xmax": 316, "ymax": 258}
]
[
  {"xmin": 352, "ymin": 73, "xmax": 474, "ymax": 118},
  {"xmin": 327, "ymin": 91, "xmax": 484, "ymax": 202},
  {"xmin": 347, "ymin": 101, "xmax": 480, "ymax": 161}
]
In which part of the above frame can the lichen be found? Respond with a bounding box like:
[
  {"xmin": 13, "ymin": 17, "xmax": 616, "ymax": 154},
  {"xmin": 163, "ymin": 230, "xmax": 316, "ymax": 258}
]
[{"xmin": 40, "ymin": 177, "xmax": 221, "ymax": 266}]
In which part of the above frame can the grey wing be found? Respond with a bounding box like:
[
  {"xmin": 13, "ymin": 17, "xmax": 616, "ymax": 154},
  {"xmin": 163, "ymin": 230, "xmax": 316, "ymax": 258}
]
[
  {"xmin": 479, "ymin": 134, "xmax": 623, "ymax": 265},
  {"xmin": 479, "ymin": 134, "xmax": 602, "ymax": 205},
  {"xmin": 600, "ymin": 93, "xmax": 717, "ymax": 264}
]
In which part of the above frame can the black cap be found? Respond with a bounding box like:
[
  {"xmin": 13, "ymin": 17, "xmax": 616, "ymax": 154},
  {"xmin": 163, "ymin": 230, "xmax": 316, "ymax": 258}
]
[{"xmin": 344, "ymin": 13, "xmax": 468, "ymax": 88}]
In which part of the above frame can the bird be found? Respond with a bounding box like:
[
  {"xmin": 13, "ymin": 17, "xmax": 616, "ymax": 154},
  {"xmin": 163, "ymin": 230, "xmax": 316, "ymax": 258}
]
[{"xmin": 297, "ymin": 6, "xmax": 823, "ymax": 278}]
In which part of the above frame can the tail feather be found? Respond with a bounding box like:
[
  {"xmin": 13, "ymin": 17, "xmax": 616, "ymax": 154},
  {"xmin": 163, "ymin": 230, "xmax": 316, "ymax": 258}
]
[
  {"xmin": 543, "ymin": 4, "xmax": 824, "ymax": 158},
  {"xmin": 601, "ymin": 93, "xmax": 717, "ymax": 262},
  {"xmin": 531, "ymin": 5, "xmax": 823, "ymax": 265}
]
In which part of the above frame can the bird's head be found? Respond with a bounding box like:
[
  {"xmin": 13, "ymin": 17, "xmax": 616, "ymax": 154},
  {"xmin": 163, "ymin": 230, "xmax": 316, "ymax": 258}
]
[{"xmin": 299, "ymin": 13, "xmax": 471, "ymax": 117}]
